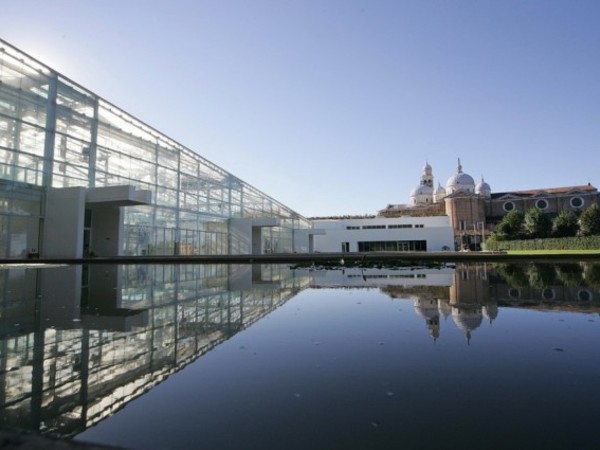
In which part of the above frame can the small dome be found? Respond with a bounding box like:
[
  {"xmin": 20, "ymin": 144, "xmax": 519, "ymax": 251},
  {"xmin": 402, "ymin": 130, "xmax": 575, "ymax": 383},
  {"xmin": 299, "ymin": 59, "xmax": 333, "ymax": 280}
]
[
  {"xmin": 482, "ymin": 304, "xmax": 499, "ymax": 323},
  {"xmin": 410, "ymin": 184, "xmax": 434, "ymax": 197},
  {"xmin": 434, "ymin": 183, "xmax": 447, "ymax": 202},
  {"xmin": 475, "ymin": 176, "xmax": 491, "ymax": 197}
]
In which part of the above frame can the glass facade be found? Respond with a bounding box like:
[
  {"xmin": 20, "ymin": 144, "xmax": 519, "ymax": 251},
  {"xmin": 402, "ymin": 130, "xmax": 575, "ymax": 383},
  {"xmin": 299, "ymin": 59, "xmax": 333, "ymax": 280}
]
[{"xmin": 0, "ymin": 40, "xmax": 312, "ymax": 257}]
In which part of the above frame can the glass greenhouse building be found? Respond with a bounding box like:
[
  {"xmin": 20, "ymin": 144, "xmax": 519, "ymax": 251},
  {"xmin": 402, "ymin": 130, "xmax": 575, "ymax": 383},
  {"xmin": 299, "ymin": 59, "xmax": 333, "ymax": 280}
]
[{"xmin": 0, "ymin": 39, "xmax": 315, "ymax": 259}]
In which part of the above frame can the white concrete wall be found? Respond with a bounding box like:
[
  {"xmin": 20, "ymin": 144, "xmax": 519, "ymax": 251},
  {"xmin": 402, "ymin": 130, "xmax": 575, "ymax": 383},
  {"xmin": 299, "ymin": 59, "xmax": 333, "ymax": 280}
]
[
  {"xmin": 312, "ymin": 216, "xmax": 454, "ymax": 252},
  {"xmin": 90, "ymin": 206, "xmax": 123, "ymax": 257},
  {"xmin": 44, "ymin": 187, "xmax": 86, "ymax": 258},
  {"xmin": 252, "ymin": 226, "xmax": 262, "ymax": 254},
  {"xmin": 293, "ymin": 229, "xmax": 321, "ymax": 253},
  {"xmin": 293, "ymin": 229, "xmax": 308, "ymax": 253},
  {"xmin": 297, "ymin": 266, "xmax": 455, "ymax": 288},
  {"xmin": 228, "ymin": 218, "xmax": 282, "ymax": 255}
]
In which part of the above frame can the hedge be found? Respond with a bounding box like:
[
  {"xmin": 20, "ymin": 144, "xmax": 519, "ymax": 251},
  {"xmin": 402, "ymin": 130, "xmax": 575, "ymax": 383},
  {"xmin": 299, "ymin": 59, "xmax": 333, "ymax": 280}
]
[{"xmin": 483, "ymin": 235, "xmax": 600, "ymax": 251}]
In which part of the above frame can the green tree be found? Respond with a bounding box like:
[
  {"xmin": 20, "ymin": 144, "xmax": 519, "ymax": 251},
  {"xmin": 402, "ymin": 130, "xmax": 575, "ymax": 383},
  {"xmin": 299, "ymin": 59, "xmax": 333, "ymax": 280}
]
[
  {"xmin": 524, "ymin": 208, "xmax": 552, "ymax": 239},
  {"xmin": 579, "ymin": 204, "xmax": 600, "ymax": 236},
  {"xmin": 493, "ymin": 210, "xmax": 524, "ymax": 240},
  {"xmin": 552, "ymin": 210, "xmax": 579, "ymax": 238}
]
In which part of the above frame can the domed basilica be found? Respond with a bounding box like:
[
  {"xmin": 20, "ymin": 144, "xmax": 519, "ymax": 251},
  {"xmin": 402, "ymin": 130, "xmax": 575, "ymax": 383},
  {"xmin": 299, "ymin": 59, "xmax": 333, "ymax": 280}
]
[{"xmin": 380, "ymin": 159, "xmax": 599, "ymax": 249}]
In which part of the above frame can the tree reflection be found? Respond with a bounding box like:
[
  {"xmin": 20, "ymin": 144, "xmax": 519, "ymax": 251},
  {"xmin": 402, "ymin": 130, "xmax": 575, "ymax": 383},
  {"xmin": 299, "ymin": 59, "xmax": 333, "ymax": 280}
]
[
  {"xmin": 583, "ymin": 263, "xmax": 600, "ymax": 291},
  {"xmin": 495, "ymin": 263, "xmax": 528, "ymax": 288},
  {"xmin": 555, "ymin": 263, "xmax": 584, "ymax": 287},
  {"xmin": 527, "ymin": 263, "xmax": 557, "ymax": 289}
]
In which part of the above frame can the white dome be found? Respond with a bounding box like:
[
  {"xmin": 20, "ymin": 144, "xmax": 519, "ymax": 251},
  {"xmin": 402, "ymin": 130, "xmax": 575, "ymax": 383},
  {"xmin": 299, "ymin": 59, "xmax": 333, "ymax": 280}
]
[
  {"xmin": 446, "ymin": 158, "xmax": 475, "ymax": 194},
  {"xmin": 410, "ymin": 184, "xmax": 434, "ymax": 197},
  {"xmin": 475, "ymin": 176, "xmax": 491, "ymax": 197},
  {"xmin": 447, "ymin": 172, "xmax": 475, "ymax": 187},
  {"xmin": 434, "ymin": 183, "xmax": 447, "ymax": 202}
]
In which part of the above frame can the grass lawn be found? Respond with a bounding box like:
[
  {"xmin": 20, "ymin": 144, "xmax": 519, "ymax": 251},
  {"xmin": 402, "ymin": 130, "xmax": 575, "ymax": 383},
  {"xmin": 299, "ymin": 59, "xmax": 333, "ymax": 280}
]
[{"xmin": 506, "ymin": 249, "xmax": 600, "ymax": 255}]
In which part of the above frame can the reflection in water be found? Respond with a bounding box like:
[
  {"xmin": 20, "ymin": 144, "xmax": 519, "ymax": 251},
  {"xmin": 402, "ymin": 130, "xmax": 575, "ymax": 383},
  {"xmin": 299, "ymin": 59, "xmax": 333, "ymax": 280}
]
[
  {"xmin": 301, "ymin": 262, "xmax": 600, "ymax": 344},
  {"xmin": 0, "ymin": 262, "xmax": 599, "ymax": 445},
  {"xmin": 0, "ymin": 264, "xmax": 308, "ymax": 438}
]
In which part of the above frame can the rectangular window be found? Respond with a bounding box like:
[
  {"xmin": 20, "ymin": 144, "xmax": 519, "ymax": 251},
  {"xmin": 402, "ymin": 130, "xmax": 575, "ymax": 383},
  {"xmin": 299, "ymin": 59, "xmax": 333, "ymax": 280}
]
[
  {"xmin": 345, "ymin": 226, "xmax": 360, "ymax": 230},
  {"xmin": 388, "ymin": 224, "xmax": 412, "ymax": 229},
  {"xmin": 362, "ymin": 225, "xmax": 386, "ymax": 230},
  {"xmin": 357, "ymin": 240, "xmax": 427, "ymax": 252}
]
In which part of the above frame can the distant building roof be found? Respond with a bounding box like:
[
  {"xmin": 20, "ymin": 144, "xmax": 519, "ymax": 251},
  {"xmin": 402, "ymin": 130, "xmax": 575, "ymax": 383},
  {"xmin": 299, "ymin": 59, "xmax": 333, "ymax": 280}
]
[
  {"xmin": 491, "ymin": 184, "xmax": 597, "ymax": 199},
  {"xmin": 309, "ymin": 214, "xmax": 376, "ymax": 221}
]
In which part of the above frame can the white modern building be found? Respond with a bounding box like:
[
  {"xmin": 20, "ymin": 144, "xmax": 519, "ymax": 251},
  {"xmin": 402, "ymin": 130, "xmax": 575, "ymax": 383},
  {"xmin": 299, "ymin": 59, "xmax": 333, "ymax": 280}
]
[{"xmin": 312, "ymin": 216, "xmax": 454, "ymax": 253}]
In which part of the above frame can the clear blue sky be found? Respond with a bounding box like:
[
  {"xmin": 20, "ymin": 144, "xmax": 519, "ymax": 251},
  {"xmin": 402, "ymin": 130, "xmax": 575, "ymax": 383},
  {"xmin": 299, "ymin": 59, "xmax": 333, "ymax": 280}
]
[{"xmin": 3, "ymin": 1, "xmax": 600, "ymax": 217}]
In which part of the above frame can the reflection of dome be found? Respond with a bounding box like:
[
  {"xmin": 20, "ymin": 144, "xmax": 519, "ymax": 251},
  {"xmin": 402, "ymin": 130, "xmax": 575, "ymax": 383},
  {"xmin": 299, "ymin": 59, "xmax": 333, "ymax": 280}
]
[
  {"xmin": 475, "ymin": 176, "xmax": 491, "ymax": 198},
  {"xmin": 452, "ymin": 306, "xmax": 483, "ymax": 343},
  {"xmin": 414, "ymin": 296, "xmax": 441, "ymax": 341},
  {"xmin": 446, "ymin": 158, "xmax": 475, "ymax": 194},
  {"xmin": 482, "ymin": 304, "xmax": 498, "ymax": 323},
  {"xmin": 414, "ymin": 297, "xmax": 438, "ymax": 319},
  {"xmin": 438, "ymin": 299, "xmax": 453, "ymax": 319}
]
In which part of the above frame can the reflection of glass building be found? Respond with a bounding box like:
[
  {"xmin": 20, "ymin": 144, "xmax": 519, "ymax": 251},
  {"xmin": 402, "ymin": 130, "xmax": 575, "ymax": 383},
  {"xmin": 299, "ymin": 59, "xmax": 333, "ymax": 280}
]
[
  {"xmin": 0, "ymin": 264, "xmax": 308, "ymax": 437},
  {"xmin": 0, "ymin": 39, "xmax": 314, "ymax": 258}
]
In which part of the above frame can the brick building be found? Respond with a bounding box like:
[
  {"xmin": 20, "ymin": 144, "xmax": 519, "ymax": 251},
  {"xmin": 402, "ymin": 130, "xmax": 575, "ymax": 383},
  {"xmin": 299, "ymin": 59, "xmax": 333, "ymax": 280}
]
[{"xmin": 379, "ymin": 159, "xmax": 599, "ymax": 249}]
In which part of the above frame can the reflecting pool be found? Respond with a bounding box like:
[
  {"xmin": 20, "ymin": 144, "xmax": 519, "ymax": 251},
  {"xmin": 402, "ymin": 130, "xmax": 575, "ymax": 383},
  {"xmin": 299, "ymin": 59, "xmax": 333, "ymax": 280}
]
[{"xmin": 1, "ymin": 262, "xmax": 600, "ymax": 449}]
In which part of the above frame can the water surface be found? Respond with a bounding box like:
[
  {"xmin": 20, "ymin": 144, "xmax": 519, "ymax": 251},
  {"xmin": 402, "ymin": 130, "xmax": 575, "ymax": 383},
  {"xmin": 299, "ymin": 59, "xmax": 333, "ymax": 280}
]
[{"xmin": 1, "ymin": 262, "xmax": 599, "ymax": 449}]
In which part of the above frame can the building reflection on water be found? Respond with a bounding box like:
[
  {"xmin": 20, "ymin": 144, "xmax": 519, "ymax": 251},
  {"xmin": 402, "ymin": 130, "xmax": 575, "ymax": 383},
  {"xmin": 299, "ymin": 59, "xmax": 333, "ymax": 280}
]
[
  {"xmin": 1, "ymin": 261, "xmax": 599, "ymax": 439},
  {"xmin": 298, "ymin": 262, "xmax": 600, "ymax": 343},
  {"xmin": 0, "ymin": 264, "xmax": 309, "ymax": 438}
]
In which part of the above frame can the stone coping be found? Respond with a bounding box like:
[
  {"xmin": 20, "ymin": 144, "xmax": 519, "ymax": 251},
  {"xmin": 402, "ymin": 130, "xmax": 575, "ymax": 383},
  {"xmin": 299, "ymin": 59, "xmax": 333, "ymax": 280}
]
[{"xmin": 1, "ymin": 251, "xmax": 599, "ymax": 266}]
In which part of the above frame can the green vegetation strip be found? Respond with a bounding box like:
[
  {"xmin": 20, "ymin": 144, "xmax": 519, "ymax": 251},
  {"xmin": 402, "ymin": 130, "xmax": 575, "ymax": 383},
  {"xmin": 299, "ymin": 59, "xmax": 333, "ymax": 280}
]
[{"xmin": 506, "ymin": 249, "xmax": 600, "ymax": 255}]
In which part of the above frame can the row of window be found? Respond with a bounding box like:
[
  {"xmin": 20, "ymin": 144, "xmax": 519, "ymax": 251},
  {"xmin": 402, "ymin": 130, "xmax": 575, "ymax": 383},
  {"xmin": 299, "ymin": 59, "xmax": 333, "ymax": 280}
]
[
  {"xmin": 346, "ymin": 224, "xmax": 423, "ymax": 230},
  {"xmin": 502, "ymin": 196, "xmax": 585, "ymax": 212},
  {"xmin": 357, "ymin": 240, "xmax": 427, "ymax": 252}
]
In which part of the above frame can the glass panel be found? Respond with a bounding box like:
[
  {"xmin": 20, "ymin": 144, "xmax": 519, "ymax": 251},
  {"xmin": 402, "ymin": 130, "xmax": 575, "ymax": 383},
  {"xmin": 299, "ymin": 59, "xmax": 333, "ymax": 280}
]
[{"xmin": 1, "ymin": 40, "xmax": 312, "ymax": 257}]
